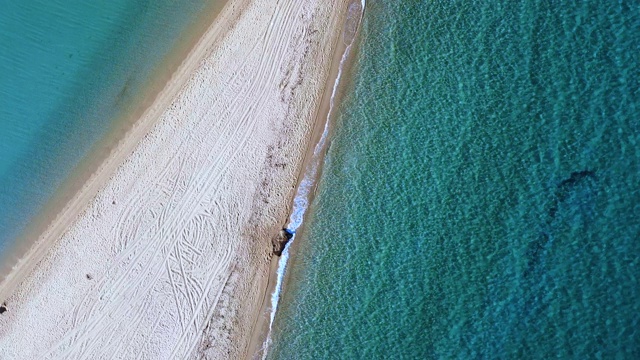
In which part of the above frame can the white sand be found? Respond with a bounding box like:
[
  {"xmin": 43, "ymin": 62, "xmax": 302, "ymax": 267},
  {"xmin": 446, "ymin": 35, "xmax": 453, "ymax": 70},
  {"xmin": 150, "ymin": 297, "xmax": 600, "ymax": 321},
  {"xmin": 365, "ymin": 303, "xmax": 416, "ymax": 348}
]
[{"xmin": 0, "ymin": 0, "xmax": 348, "ymax": 358}]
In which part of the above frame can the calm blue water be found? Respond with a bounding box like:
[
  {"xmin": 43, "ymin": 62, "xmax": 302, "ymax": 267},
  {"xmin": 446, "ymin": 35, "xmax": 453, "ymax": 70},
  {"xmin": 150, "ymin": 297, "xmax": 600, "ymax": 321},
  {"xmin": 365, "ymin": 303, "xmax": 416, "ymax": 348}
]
[
  {"xmin": 269, "ymin": 1, "xmax": 640, "ymax": 358},
  {"xmin": 0, "ymin": 0, "xmax": 216, "ymax": 252}
]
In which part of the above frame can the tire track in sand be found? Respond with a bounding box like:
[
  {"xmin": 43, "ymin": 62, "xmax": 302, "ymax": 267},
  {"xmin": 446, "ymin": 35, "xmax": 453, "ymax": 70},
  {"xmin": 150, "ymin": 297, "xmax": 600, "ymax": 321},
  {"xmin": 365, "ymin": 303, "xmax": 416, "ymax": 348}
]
[{"xmin": 44, "ymin": 0, "xmax": 314, "ymax": 359}]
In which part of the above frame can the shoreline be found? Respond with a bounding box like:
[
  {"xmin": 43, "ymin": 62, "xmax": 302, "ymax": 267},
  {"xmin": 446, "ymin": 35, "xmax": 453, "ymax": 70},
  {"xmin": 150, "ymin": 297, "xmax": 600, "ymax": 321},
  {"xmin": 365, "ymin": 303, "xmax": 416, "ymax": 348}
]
[
  {"xmin": 0, "ymin": 1, "xmax": 353, "ymax": 358},
  {"xmin": 246, "ymin": 1, "xmax": 366, "ymax": 358},
  {"xmin": 0, "ymin": 0, "xmax": 239, "ymax": 302}
]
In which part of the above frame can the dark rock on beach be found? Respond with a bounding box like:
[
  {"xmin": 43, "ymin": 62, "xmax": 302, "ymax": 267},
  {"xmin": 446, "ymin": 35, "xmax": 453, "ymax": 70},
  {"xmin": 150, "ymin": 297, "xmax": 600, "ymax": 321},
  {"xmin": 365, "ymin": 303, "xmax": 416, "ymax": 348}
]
[{"xmin": 272, "ymin": 229, "xmax": 293, "ymax": 256}]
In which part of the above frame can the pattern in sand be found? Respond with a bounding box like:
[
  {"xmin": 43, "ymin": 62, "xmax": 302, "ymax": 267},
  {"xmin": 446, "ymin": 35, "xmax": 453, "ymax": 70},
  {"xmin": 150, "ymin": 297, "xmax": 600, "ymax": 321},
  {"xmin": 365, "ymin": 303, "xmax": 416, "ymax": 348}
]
[{"xmin": 0, "ymin": 0, "xmax": 345, "ymax": 358}]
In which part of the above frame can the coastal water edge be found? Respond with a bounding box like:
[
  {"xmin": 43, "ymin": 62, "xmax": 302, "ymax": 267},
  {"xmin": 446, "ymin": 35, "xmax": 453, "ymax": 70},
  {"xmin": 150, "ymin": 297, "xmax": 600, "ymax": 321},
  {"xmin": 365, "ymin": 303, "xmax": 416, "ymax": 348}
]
[
  {"xmin": 0, "ymin": 0, "xmax": 225, "ymax": 273},
  {"xmin": 268, "ymin": 1, "xmax": 640, "ymax": 358}
]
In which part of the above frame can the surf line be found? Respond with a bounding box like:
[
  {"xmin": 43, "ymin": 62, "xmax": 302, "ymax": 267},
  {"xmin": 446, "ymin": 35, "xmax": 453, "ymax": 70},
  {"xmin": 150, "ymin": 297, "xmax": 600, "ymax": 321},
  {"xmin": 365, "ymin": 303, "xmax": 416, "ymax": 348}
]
[{"xmin": 261, "ymin": 0, "xmax": 365, "ymax": 356}]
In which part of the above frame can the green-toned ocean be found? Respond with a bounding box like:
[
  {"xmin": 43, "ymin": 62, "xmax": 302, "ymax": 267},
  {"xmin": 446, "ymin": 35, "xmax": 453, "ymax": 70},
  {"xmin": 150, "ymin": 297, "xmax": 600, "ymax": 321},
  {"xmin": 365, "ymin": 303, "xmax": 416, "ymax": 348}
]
[
  {"xmin": 269, "ymin": 0, "xmax": 640, "ymax": 358},
  {"xmin": 0, "ymin": 0, "xmax": 217, "ymax": 252}
]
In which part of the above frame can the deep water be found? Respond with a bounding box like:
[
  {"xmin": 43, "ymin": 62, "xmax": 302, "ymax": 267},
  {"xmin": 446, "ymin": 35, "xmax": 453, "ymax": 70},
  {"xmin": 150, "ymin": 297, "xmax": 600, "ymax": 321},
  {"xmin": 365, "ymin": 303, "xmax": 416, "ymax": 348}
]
[
  {"xmin": 268, "ymin": 1, "xmax": 640, "ymax": 358},
  {"xmin": 0, "ymin": 0, "xmax": 215, "ymax": 251}
]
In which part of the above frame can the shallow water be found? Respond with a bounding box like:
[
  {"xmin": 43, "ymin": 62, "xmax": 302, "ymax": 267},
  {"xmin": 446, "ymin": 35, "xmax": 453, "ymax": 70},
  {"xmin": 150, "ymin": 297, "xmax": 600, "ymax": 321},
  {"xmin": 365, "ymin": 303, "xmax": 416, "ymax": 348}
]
[
  {"xmin": 269, "ymin": 1, "xmax": 640, "ymax": 358},
  {"xmin": 0, "ymin": 0, "xmax": 216, "ymax": 251}
]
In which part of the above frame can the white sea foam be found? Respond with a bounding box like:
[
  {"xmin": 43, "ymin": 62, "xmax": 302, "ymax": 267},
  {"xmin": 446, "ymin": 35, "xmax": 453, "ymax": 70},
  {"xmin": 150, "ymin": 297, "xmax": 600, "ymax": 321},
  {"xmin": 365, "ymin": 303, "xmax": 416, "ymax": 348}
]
[{"xmin": 261, "ymin": 1, "xmax": 365, "ymax": 357}]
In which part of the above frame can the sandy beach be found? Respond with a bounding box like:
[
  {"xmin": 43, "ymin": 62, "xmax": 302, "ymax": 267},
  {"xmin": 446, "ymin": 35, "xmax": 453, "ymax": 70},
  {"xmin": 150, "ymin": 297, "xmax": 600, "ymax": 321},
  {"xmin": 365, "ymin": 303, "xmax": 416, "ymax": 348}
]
[{"xmin": 0, "ymin": 0, "xmax": 350, "ymax": 358}]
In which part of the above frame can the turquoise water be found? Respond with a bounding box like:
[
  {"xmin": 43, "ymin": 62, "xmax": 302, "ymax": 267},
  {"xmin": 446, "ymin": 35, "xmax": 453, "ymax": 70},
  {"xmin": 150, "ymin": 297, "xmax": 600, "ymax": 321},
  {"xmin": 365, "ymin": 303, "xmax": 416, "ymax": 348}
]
[
  {"xmin": 269, "ymin": 1, "xmax": 640, "ymax": 358},
  {"xmin": 0, "ymin": 0, "xmax": 215, "ymax": 252}
]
